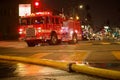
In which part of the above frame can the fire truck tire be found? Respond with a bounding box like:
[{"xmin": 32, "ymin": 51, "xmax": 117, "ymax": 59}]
[
  {"xmin": 49, "ymin": 33, "xmax": 58, "ymax": 45},
  {"xmin": 26, "ymin": 41, "xmax": 36, "ymax": 47},
  {"xmin": 69, "ymin": 33, "xmax": 78, "ymax": 44}
]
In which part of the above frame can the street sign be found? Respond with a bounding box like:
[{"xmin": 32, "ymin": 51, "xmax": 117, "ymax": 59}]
[{"xmin": 19, "ymin": 4, "xmax": 31, "ymax": 16}]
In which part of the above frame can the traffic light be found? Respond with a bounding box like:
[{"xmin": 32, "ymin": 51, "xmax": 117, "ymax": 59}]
[
  {"xmin": 34, "ymin": 0, "xmax": 40, "ymax": 8},
  {"xmin": 33, "ymin": 0, "xmax": 41, "ymax": 12}
]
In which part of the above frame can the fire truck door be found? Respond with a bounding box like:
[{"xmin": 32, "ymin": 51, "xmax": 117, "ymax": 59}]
[{"xmin": 46, "ymin": 16, "xmax": 52, "ymax": 34}]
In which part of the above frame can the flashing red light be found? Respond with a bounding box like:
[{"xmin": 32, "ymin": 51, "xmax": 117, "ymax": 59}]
[
  {"xmin": 34, "ymin": 1, "xmax": 40, "ymax": 8},
  {"xmin": 36, "ymin": 12, "xmax": 51, "ymax": 15}
]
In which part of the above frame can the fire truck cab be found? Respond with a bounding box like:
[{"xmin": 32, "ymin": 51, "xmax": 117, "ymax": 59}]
[{"xmin": 18, "ymin": 12, "xmax": 82, "ymax": 47}]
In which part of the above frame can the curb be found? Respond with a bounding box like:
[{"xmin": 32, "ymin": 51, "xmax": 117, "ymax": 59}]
[{"xmin": 0, "ymin": 55, "xmax": 120, "ymax": 79}]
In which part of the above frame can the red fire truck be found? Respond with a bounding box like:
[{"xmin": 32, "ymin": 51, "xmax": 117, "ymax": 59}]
[{"xmin": 18, "ymin": 11, "xmax": 82, "ymax": 46}]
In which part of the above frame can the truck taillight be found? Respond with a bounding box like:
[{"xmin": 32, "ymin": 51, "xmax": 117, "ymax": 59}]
[{"xmin": 19, "ymin": 28, "xmax": 24, "ymax": 34}]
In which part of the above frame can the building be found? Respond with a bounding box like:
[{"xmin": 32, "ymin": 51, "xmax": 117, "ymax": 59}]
[{"xmin": 0, "ymin": 0, "xmax": 32, "ymax": 40}]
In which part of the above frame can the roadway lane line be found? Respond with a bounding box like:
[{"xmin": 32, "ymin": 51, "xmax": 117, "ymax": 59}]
[
  {"xmin": 0, "ymin": 41, "xmax": 27, "ymax": 48},
  {"xmin": 92, "ymin": 42, "xmax": 111, "ymax": 45},
  {"xmin": 30, "ymin": 51, "xmax": 88, "ymax": 64},
  {"xmin": 112, "ymin": 51, "xmax": 120, "ymax": 60},
  {"xmin": 70, "ymin": 52, "xmax": 88, "ymax": 63},
  {"xmin": 101, "ymin": 42, "xmax": 111, "ymax": 45},
  {"xmin": 30, "ymin": 53, "xmax": 53, "ymax": 58}
]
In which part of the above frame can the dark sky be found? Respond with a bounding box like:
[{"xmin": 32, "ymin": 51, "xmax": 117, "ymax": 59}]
[
  {"xmin": 0, "ymin": 0, "xmax": 120, "ymax": 26},
  {"xmin": 42, "ymin": 0, "xmax": 120, "ymax": 26},
  {"xmin": 84, "ymin": 0, "xmax": 120, "ymax": 26}
]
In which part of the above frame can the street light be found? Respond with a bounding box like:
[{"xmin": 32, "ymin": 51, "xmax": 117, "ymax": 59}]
[
  {"xmin": 79, "ymin": 5, "xmax": 83, "ymax": 9},
  {"xmin": 70, "ymin": 4, "xmax": 84, "ymax": 20},
  {"xmin": 76, "ymin": 16, "xmax": 79, "ymax": 20}
]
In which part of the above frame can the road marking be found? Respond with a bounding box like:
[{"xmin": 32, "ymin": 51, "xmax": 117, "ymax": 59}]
[
  {"xmin": 69, "ymin": 51, "xmax": 88, "ymax": 63},
  {"xmin": 112, "ymin": 51, "xmax": 120, "ymax": 60},
  {"xmin": 78, "ymin": 43, "xmax": 93, "ymax": 45},
  {"xmin": 100, "ymin": 42, "xmax": 111, "ymax": 45},
  {"xmin": 83, "ymin": 43, "xmax": 93, "ymax": 45},
  {"xmin": 30, "ymin": 53, "xmax": 52, "ymax": 58},
  {"xmin": 30, "ymin": 50, "xmax": 88, "ymax": 64},
  {"xmin": 92, "ymin": 42, "xmax": 111, "ymax": 45},
  {"xmin": 0, "ymin": 41, "xmax": 27, "ymax": 48}
]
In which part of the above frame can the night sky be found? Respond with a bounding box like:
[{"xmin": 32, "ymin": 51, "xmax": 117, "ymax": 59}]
[
  {"xmin": 0, "ymin": 0, "xmax": 120, "ymax": 40},
  {"xmin": 84, "ymin": 0, "xmax": 120, "ymax": 26},
  {"xmin": 0, "ymin": 0, "xmax": 120, "ymax": 27},
  {"xmin": 42, "ymin": 0, "xmax": 120, "ymax": 27}
]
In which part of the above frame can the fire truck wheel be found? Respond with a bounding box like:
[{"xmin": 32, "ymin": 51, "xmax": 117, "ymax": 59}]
[
  {"xmin": 26, "ymin": 41, "xmax": 36, "ymax": 47},
  {"xmin": 69, "ymin": 34, "xmax": 78, "ymax": 44},
  {"xmin": 49, "ymin": 33, "xmax": 58, "ymax": 45}
]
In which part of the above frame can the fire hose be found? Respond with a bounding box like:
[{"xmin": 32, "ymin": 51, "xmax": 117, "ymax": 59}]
[{"xmin": 0, "ymin": 55, "xmax": 120, "ymax": 79}]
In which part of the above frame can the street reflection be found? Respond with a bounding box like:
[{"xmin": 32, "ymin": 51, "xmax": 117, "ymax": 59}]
[
  {"xmin": 0, "ymin": 60, "xmax": 120, "ymax": 79},
  {"xmin": 0, "ymin": 61, "xmax": 43, "ymax": 78},
  {"xmin": 0, "ymin": 60, "xmax": 65, "ymax": 78},
  {"xmin": 85, "ymin": 62, "xmax": 120, "ymax": 71},
  {"xmin": 16, "ymin": 63, "xmax": 43, "ymax": 76},
  {"xmin": 0, "ymin": 61, "xmax": 17, "ymax": 78}
]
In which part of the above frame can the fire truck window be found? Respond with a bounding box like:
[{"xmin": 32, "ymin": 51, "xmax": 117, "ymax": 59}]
[
  {"xmin": 55, "ymin": 18, "xmax": 59, "ymax": 24},
  {"xmin": 52, "ymin": 18, "xmax": 54, "ymax": 24},
  {"xmin": 46, "ymin": 17, "xmax": 48, "ymax": 23},
  {"xmin": 21, "ymin": 18, "xmax": 30, "ymax": 25},
  {"xmin": 32, "ymin": 17, "xmax": 44, "ymax": 24},
  {"xmin": 63, "ymin": 21, "xmax": 68, "ymax": 27},
  {"xmin": 46, "ymin": 17, "xmax": 50, "ymax": 24},
  {"xmin": 39, "ymin": 17, "xmax": 45, "ymax": 24}
]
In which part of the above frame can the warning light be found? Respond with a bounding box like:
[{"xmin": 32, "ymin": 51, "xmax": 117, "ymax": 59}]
[
  {"xmin": 35, "ymin": 2, "xmax": 39, "ymax": 6},
  {"xmin": 34, "ymin": 1, "xmax": 40, "ymax": 8}
]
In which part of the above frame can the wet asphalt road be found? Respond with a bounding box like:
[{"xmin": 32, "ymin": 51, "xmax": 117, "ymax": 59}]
[
  {"xmin": 0, "ymin": 40, "xmax": 120, "ymax": 80},
  {"xmin": 0, "ymin": 61, "xmax": 109, "ymax": 80}
]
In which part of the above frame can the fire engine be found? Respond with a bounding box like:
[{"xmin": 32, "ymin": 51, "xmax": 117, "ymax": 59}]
[{"xmin": 18, "ymin": 11, "xmax": 83, "ymax": 47}]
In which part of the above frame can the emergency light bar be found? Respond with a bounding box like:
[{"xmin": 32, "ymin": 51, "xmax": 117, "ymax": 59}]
[
  {"xmin": 35, "ymin": 12, "xmax": 52, "ymax": 15},
  {"xmin": 21, "ymin": 11, "xmax": 52, "ymax": 17}
]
